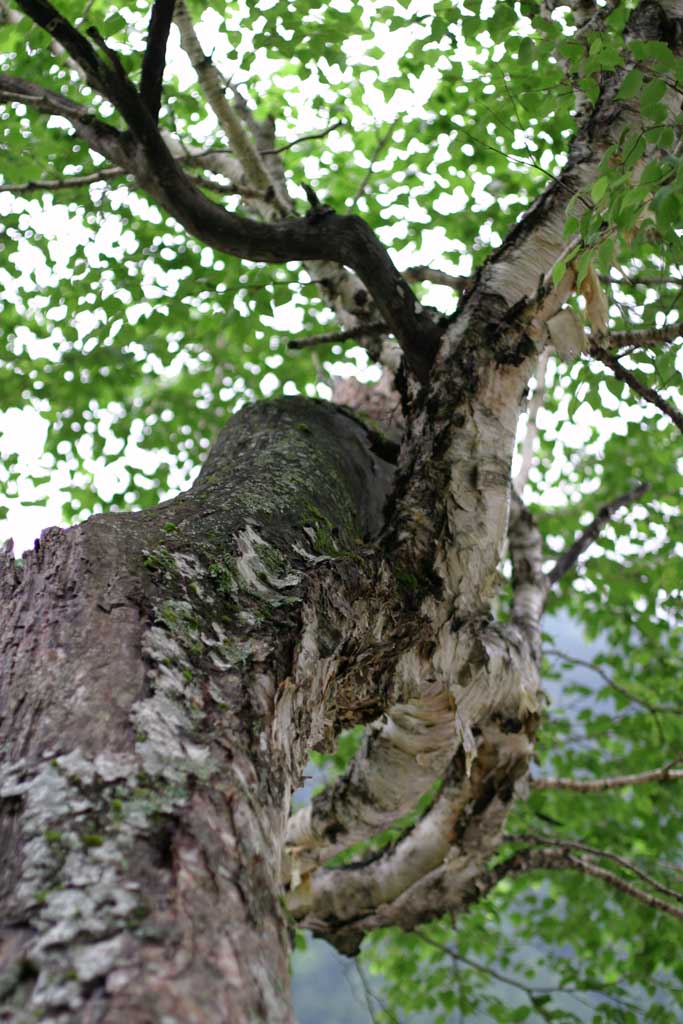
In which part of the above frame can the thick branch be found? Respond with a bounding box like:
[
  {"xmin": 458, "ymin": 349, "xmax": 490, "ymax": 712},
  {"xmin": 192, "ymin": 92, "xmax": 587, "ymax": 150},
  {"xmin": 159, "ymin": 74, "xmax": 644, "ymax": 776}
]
[
  {"xmin": 547, "ymin": 482, "xmax": 649, "ymax": 585},
  {"xmin": 590, "ymin": 346, "xmax": 683, "ymax": 435},
  {"xmin": 139, "ymin": 0, "xmax": 175, "ymax": 120},
  {"xmin": 14, "ymin": 0, "xmax": 105, "ymax": 88},
  {"xmin": 403, "ymin": 266, "xmax": 472, "ymax": 291}
]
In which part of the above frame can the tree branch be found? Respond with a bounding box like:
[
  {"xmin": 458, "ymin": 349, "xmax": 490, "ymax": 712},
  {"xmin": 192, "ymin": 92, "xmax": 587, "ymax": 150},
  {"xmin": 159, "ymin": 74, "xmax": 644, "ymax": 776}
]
[
  {"xmin": 173, "ymin": 0, "xmax": 285, "ymax": 212},
  {"xmin": 547, "ymin": 482, "xmax": 649, "ymax": 585},
  {"xmin": 514, "ymin": 350, "xmax": 549, "ymax": 493},
  {"xmin": 0, "ymin": 73, "xmax": 131, "ymax": 165},
  {"xmin": 508, "ymin": 833, "xmax": 683, "ymax": 906},
  {"xmin": 590, "ymin": 346, "xmax": 683, "ymax": 435},
  {"xmin": 139, "ymin": 0, "xmax": 175, "ymax": 120},
  {"xmin": 260, "ymin": 121, "xmax": 344, "ymax": 156},
  {"xmin": 287, "ymin": 322, "xmax": 388, "ymax": 350},
  {"xmin": 0, "ymin": 51, "xmax": 439, "ymax": 383},
  {"xmin": 508, "ymin": 492, "xmax": 547, "ymax": 661},
  {"xmin": 0, "ymin": 166, "xmax": 126, "ymax": 192},
  {"xmin": 14, "ymin": 0, "xmax": 105, "ymax": 89},
  {"xmin": 607, "ymin": 319, "xmax": 683, "ymax": 349},
  {"xmin": 489, "ymin": 847, "xmax": 683, "ymax": 921},
  {"xmin": 403, "ymin": 266, "xmax": 472, "ymax": 291},
  {"xmin": 532, "ymin": 764, "xmax": 683, "ymax": 792}
]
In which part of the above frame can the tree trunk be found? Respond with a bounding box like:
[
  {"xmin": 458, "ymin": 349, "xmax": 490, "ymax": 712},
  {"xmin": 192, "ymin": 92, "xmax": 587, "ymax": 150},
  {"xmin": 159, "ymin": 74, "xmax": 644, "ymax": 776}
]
[{"xmin": 0, "ymin": 397, "xmax": 393, "ymax": 1024}]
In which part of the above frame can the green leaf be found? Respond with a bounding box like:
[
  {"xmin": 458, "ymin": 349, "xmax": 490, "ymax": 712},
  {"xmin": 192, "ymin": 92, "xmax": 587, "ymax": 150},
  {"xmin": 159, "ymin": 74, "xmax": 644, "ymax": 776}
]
[
  {"xmin": 591, "ymin": 176, "xmax": 609, "ymax": 203},
  {"xmin": 616, "ymin": 68, "xmax": 642, "ymax": 99}
]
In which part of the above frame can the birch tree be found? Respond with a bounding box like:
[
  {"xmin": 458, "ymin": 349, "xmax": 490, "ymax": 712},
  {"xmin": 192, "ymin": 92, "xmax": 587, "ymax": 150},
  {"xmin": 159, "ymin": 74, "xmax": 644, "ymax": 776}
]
[{"xmin": 1, "ymin": 0, "xmax": 683, "ymax": 1021}]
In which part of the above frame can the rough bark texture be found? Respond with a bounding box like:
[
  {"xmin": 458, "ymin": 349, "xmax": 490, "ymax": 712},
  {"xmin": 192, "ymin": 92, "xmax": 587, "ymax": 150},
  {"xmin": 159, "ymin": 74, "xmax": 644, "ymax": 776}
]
[{"xmin": 0, "ymin": 398, "xmax": 395, "ymax": 1024}]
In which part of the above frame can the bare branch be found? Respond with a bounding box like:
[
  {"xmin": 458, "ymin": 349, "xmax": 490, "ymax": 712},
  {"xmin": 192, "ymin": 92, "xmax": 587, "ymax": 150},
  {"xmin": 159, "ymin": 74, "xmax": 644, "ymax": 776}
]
[
  {"xmin": 590, "ymin": 346, "xmax": 683, "ymax": 434},
  {"xmin": 0, "ymin": 166, "xmax": 126, "ymax": 193},
  {"xmin": 0, "ymin": 73, "xmax": 131, "ymax": 165},
  {"xmin": 606, "ymin": 320, "xmax": 683, "ymax": 349},
  {"xmin": 173, "ymin": 0, "xmax": 286, "ymax": 213},
  {"xmin": 139, "ymin": 0, "xmax": 175, "ymax": 121},
  {"xmin": 403, "ymin": 266, "xmax": 472, "ymax": 291},
  {"xmin": 547, "ymin": 481, "xmax": 649, "ymax": 586},
  {"xmin": 287, "ymin": 322, "xmax": 388, "ymax": 350},
  {"xmin": 532, "ymin": 765, "xmax": 683, "ymax": 792}
]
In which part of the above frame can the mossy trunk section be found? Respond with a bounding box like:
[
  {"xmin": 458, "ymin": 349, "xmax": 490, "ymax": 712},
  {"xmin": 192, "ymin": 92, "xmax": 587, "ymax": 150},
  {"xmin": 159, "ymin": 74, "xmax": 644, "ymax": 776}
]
[{"xmin": 0, "ymin": 397, "xmax": 394, "ymax": 1024}]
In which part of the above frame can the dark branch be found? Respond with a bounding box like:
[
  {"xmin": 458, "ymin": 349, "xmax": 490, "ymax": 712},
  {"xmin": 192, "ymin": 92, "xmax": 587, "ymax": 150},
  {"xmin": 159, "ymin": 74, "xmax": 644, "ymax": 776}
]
[
  {"xmin": 14, "ymin": 0, "xmax": 105, "ymax": 88},
  {"xmin": 591, "ymin": 345, "xmax": 683, "ymax": 434},
  {"xmin": 140, "ymin": 0, "xmax": 175, "ymax": 120},
  {"xmin": 287, "ymin": 323, "xmax": 388, "ymax": 350},
  {"xmin": 547, "ymin": 481, "xmax": 649, "ymax": 585}
]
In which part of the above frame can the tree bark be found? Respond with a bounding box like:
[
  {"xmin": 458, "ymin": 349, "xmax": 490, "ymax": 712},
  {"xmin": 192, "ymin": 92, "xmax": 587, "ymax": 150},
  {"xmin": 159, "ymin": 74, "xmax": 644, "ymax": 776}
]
[{"xmin": 0, "ymin": 397, "xmax": 394, "ymax": 1024}]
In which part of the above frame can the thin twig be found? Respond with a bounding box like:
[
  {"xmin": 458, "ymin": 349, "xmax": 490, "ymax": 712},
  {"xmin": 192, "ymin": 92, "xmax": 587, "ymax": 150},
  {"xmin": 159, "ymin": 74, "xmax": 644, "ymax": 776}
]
[
  {"xmin": 590, "ymin": 346, "xmax": 683, "ymax": 435},
  {"xmin": 415, "ymin": 930, "xmax": 641, "ymax": 1018},
  {"xmin": 353, "ymin": 122, "xmax": 395, "ymax": 202},
  {"xmin": 287, "ymin": 322, "xmax": 389, "ymax": 350},
  {"xmin": 532, "ymin": 764, "xmax": 683, "ymax": 793},
  {"xmin": 0, "ymin": 165, "xmax": 266, "ymax": 199},
  {"xmin": 547, "ymin": 481, "xmax": 649, "ymax": 585},
  {"xmin": 260, "ymin": 121, "xmax": 344, "ymax": 156},
  {"xmin": 544, "ymin": 647, "xmax": 683, "ymax": 714}
]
